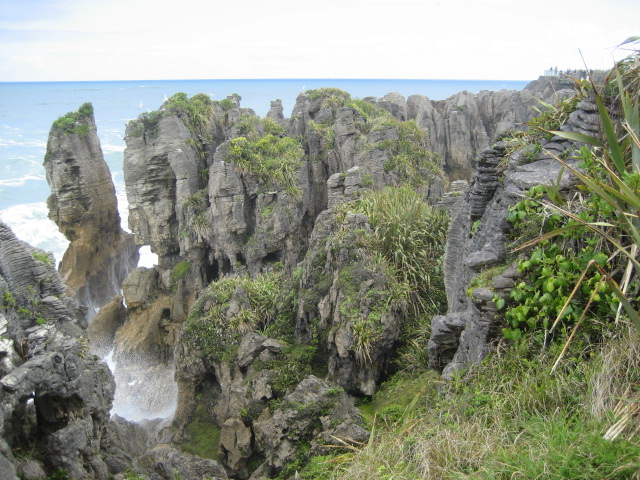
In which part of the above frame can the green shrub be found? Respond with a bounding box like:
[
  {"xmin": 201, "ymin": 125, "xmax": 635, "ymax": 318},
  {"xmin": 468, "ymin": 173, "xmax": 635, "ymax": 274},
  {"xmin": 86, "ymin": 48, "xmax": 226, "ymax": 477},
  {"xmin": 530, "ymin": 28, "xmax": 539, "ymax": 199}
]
[
  {"xmin": 305, "ymin": 87, "xmax": 351, "ymax": 101},
  {"xmin": 226, "ymin": 134, "xmax": 305, "ymax": 199},
  {"xmin": 52, "ymin": 103, "xmax": 94, "ymax": 136},
  {"xmin": 32, "ymin": 250, "xmax": 53, "ymax": 266},
  {"xmin": 502, "ymin": 178, "xmax": 624, "ymax": 342},
  {"xmin": 254, "ymin": 344, "xmax": 318, "ymax": 396},
  {"xmin": 183, "ymin": 271, "xmax": 284, "ymax": 362},
  {"xmin": 2, "ymin": 290, "xmax": 16, "ymax": 309},
  {"xmin": 380, "ymin": 120, "xmax": 445, "ymax": 188}
]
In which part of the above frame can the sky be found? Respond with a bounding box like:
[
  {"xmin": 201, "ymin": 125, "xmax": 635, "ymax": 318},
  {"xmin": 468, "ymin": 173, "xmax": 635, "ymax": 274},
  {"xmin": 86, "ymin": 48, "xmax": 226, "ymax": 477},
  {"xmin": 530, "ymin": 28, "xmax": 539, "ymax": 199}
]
[{"xmin": 0, "ymin": 0, "xmax": 638, "ymax": 82}]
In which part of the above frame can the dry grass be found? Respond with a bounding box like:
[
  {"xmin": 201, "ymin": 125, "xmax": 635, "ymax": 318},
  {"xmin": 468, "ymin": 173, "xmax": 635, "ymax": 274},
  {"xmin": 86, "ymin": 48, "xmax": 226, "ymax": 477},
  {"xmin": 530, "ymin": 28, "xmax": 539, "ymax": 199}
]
[{"xmin": 591, "ymin": 325, "xmax": 640, "ymax": 441}]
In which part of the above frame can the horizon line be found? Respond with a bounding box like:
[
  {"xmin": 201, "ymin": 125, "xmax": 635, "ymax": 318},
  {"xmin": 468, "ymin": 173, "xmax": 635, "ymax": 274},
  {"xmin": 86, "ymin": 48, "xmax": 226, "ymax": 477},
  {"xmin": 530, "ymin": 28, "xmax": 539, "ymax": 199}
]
[{"xmin": 0, "ymin": 77, "xmax": 538, "ymax": 84}]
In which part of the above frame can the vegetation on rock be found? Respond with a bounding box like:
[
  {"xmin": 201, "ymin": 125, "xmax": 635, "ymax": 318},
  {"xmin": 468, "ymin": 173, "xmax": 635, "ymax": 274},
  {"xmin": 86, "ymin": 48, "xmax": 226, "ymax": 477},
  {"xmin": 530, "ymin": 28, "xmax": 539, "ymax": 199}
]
[
  {"xmin": 51, "ymin": 102, "xmax": 93, "ymax": 136},
  {"xmin": 295, "ymin": 43, "xmax": 640, "ymax": 479},
  {"xmin": 183, "ymin": 270, "xmax": 288, "ymax": 362},
  {"xmin": 226, "ymin": 134, "xmax": 305, "ymax": 199}
]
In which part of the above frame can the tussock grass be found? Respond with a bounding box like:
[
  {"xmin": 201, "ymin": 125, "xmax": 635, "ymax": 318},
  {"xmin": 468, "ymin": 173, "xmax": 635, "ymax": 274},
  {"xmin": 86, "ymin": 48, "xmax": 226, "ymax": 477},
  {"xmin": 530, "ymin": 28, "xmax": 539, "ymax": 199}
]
[{"xmin": 309, "ymin": 336, "xmax": 640, "ymax": 480}]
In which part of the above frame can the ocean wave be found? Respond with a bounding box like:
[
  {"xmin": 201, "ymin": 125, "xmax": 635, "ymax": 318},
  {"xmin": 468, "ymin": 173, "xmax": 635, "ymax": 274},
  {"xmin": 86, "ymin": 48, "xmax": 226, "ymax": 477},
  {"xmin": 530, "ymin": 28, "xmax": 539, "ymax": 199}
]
[
  {"xmin": 138, "ymin": 245, "xmax": 158, "ymax": 268},
  {"xmin": 0, "ymin": 173, "xmax": 46, "ymax": 187},
  {"xmin": 102, "ymin": 143, "xmax": 125, "ymax": 153},
  {"xmin": 0, "ymin": 138, "xmax": 47, "ymax": 148},
  {"xmin": 116, "ymin": 190, "xmax": 130, "ymax": 232},
  {"xmin": 0, "ymin": 202, "xmax": 69, "ymax": 265}
]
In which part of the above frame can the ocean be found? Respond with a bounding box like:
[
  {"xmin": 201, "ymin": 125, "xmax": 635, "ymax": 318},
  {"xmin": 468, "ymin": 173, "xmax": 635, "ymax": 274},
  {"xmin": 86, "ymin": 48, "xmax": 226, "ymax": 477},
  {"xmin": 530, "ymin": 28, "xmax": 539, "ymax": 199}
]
[{"xmin": 0, "ymin": 78, "xmax": 530, "ymax": 265}]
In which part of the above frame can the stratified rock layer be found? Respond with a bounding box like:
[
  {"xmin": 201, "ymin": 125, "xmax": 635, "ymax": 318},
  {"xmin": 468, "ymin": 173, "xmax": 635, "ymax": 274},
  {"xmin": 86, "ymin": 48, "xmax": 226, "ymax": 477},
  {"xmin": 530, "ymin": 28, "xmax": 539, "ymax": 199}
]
[
  {"xmin": 0, "ymin": 221, "xmax": 114, "ymax": 479},
  {"xmin": 428, "ymin": 94, "xmax": 601, "ymax": 376},
  {"xmin": 44, "ymin": 104, "xmax": 138, "ymax": 316}
]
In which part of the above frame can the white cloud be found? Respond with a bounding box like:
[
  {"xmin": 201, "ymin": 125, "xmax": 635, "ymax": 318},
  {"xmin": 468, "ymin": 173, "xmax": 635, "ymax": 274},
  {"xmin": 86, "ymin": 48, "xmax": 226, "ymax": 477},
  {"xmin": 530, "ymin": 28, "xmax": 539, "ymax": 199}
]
[{"xmin": 0, "ymin": 0, "xmax": 637, "ymax": 81}]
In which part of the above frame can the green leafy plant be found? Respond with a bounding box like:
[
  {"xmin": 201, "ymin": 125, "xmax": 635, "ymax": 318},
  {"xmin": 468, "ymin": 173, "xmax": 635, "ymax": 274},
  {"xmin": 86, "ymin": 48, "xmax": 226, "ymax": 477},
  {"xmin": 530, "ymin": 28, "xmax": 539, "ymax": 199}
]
[
  {"xmin": 183, "ymin": 271, "xmax": 284, "ymax": 362},
  {"xmin": 52, "ymin": 102, "xmax": 94, "ymax": 136},
  {"xmin": 226, "ymin": 134, "xmax": 305, "ymax": 199},
  {"xmin": 31, "ymin": 250, "xmax": 53, "ymax": 266}
]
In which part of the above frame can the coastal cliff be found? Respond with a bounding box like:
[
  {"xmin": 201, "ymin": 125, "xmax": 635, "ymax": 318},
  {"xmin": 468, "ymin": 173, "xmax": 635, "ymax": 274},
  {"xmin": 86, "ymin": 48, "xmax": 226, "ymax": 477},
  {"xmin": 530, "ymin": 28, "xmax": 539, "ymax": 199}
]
[
  {"xmin": 0, "ymin": 220, "xmax": 115, "ymax": 478},
  {"xmin": 5, "ymin": 74, "xmax": 630, "ymax": 479},
  {"xmin": 110, "ymin": 82, "xmax": 562, "ymax": 478},
  {"xmin": 43, "ymin": 103, "xmax": 139, "ymax": 317}
]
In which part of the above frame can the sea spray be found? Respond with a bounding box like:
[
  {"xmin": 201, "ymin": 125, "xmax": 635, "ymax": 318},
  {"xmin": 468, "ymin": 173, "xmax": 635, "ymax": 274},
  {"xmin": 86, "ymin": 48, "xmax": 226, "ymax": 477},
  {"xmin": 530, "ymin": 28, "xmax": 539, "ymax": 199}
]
[{"xmin": 103, "ymin": 348, "xmax": 178, "ymax": 422}]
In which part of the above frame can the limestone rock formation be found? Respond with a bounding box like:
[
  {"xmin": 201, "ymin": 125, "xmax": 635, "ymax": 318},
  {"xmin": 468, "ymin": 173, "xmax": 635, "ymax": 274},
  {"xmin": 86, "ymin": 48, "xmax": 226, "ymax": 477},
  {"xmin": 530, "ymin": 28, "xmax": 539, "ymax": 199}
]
[
  {"xmin": 376, "ymin": 79, "xmax": 572, "ymax": 180},
  {"xmin": 110, "ymin": 82, "xmax": 570, "ymax": 478},
  {"xmin": 428, "ymin": 93, "xmax": 602, "ymax": 376},
  {"xmin": 44, "ymin": 103, "xmax": 139, "ymax": 317},
  {"xmin": 252, "ymin": 375, "xmax": 368, "ymax": 477},
  {"xmin": 0, "ymin": 221, "xmax": 114, "ymax": 479},
  {"xmin": 294, "ymin": 208, "xmax": 406, "ymax": 395}
]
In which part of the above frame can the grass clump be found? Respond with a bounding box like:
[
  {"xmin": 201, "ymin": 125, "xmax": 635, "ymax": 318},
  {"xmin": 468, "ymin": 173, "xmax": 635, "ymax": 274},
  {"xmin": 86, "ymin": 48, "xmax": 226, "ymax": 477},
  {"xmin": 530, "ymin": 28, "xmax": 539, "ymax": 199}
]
[
  {"xmin": 170, "ymin": 261, "xmax": 191, "ymax": 284},
  {"xmin": 52, "ymin": 102, "xmax": 93, "ymax": 136},
  {"xmin": 328, "ymin": 335, "xmax": 640, "ymax": 480},
  {"xmin": 31, "ymin": 249, "xmax": 53, "ymax": 266},
  {"xmin": 183, "ymin": 271, "xmax": 284, "ymax": 362},
  {"xmin": 226, "ymin": 134, "xmax": 305, "ymax": 199},
  {"xmin": 254, "ymin": 344, "xmax": 318, "ymax": 396},
  {"xmin": 343, "ymin": 185, "xmax": 449, "ymax": 316},
  {"xmin": 180, "ymin": 398, "xmax": 220, "ymax": 460}
]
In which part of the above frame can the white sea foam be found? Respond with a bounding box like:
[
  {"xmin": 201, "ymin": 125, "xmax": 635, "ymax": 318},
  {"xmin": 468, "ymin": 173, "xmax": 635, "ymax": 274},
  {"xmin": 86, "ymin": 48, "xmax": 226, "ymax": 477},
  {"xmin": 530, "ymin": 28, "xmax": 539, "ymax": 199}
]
[
  {"xmin": 106, "ymin": 349, "xmax": 178, "ymax": 422},
  {"xmin": 138, "ymin": 245, "xmax": 158, "ymax": 268},
  {"xmin": 0, "ymin": 202, "xmax": 69, "ymax": 265},
  {"xmin": 0, "ymin": 138, "xmax": 47, "ymax": 148},
  {"xmin": 0, "ymin": 173, "xmax": 46, "ymax": 187},
  {"xmin": 101, "ymin": 143, "xmax": 125, "ymax": 153}
]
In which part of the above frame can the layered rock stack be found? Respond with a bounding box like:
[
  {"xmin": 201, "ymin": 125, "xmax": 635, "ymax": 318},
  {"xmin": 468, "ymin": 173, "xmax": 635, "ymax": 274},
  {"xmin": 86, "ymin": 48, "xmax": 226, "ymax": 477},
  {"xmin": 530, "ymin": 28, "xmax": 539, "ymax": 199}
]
[
  {"xmin": 428, "ymin": 95, "xmax": 602, "ymax": 376},
  {"xmin": 44, "ymin": 103, "xmax": 139, "ymax": 317},
  {"xmin": 0, "ymin": 221, "xmax": 115, "ymax": 479}
]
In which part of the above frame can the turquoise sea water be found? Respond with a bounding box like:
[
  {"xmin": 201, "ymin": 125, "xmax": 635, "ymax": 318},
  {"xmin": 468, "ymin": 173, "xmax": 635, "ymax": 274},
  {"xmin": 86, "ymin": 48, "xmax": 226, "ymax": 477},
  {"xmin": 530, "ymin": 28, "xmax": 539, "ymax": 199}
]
[{"xmin": 0, "ymin": 78, "xmax": 530, "ymax": 263}]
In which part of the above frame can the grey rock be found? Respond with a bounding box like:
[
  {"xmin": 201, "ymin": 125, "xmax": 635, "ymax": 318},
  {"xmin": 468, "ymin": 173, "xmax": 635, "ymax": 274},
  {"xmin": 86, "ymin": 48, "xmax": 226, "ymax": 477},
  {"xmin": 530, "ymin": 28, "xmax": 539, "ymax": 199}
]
[
  {"xmin": 87, "ymin": 295, "xmax": 127, "ymax": 357},
  {"xmin": 140, "ymin": 445, "xmax": 228, "ymax": 480},
  {"xmin": 236, "ymin": 332, "xmax": 268, "ymax": 368},
  {"xmin": 44, "ymin": 105, "xmax": 138, "ymax": 317},
  {"xmin": 122, "ymin": 267, "xmax": 158, "ymax": 310},
  {"xmin": 218, "ymin": 417, "xmax": 252, "ymax": 476},
  {"xmin": 15, "ymin": 459, "xmax": 46, "ymax": 480},
  {"xmin": 253, "ymin": 376, "xmax": 368, "ymax": 474},
  {"xmin": 266, "ymin": 99, "xmax": 284, "ymax": 121}
]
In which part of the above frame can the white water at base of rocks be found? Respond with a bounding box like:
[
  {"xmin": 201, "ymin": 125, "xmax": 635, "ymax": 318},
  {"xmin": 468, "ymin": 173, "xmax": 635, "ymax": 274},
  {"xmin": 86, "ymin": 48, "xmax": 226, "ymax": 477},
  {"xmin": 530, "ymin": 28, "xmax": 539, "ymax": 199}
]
[
  {"xmin": 137, "ymin": 245, "xmax": 158, "ymax": 268},
  {"xmin": 104, "ymin": 348, "xmax": 178, "ymax": 423}
]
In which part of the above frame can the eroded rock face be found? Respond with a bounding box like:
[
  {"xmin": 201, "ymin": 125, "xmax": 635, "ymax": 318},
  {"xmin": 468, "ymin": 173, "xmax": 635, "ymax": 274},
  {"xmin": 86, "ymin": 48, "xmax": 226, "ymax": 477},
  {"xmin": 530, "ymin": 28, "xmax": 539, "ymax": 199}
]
[
  {"xmin": 0, "ymin": 221, "xmax": 114, "ymax": 479},
  {"xmin": 396, "ymin": 80, "xmax": 571, "ymax": 180},
  {"xmin": 252, "ymin": 376, "xmax": 368, "ymax": 476},
  {"xmin": 115, "ymin": 83, "xmax": 565, "ymax": 478},
  {"xmin": 295, "ymin": 208, "xmax": 406, "ymax": 396},
  {"xmin": 428, "ymin": 94, "xmax": 601, "ymax": 376},
  {"xmin": 44, "ymin": 104, "xmax": 139, "ymax": 317}
]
